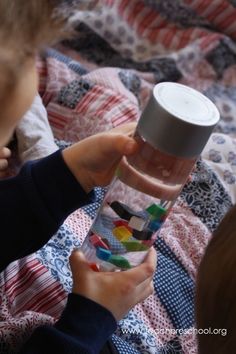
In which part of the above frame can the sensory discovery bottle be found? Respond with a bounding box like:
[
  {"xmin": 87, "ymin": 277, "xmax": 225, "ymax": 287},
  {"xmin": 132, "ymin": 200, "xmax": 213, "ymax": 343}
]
[{"xmin": 81, "ymin": 82, "xmax": 220, "ymax": 271}]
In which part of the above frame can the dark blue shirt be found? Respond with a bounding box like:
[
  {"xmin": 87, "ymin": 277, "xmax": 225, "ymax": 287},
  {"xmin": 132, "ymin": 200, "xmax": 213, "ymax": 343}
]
[{"xmin": 0, "ymin": 150, "xmax": 116, "ymax": 353}]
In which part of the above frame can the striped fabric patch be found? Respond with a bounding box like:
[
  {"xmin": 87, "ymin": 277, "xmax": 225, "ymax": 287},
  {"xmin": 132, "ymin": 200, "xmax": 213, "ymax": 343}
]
[{"xmin": 0, "ymin": 255, "xmax": 66, "ymax": 353}]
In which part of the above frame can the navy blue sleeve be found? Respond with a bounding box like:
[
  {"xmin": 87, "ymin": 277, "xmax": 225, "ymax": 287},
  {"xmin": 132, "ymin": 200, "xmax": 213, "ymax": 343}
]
[
  {"xmin": 0, "ymin": 150, "xmax": 117, "ymax": 353},
  {"xmin": 0, "ymin": 150, "xmax": 95, "ymax": 272},
  {"xmin": 20, "ymin": 293, "xmax": 117, "ymax": 354}
]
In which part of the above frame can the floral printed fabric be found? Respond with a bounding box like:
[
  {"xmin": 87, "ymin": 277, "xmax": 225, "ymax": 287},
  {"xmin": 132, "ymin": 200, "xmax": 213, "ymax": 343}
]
[{"xmin": 202, "ymin": 133, "xmax": 236, "ymax": 203}]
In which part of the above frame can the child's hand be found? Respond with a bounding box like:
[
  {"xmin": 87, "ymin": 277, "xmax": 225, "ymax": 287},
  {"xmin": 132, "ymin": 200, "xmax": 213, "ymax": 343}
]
[
  {"xmin": 69, "ymin": 247, "xmax": 157, "ymax": 321},
  {"xmin": 62, "ymin": 123, "xmax": 180, "ymax": 199},
  {"xmin": 62, "ymin": 123, "xmax": 138, "ymax": 193},
  {"xmin": 0, "ymin": 147, "xmax": 11, "ymax": 178}
]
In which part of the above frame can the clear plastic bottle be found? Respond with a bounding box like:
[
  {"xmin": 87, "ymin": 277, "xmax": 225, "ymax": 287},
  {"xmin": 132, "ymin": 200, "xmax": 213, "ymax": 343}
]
[{"xmin": 81, "ymin": 82, "xmax": 220, "ymax": 271}]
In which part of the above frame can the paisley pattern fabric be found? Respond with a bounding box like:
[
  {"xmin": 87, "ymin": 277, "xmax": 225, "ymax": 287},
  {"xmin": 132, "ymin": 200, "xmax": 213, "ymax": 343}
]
[{"xmin": 181, "ymin": 159, "xmax": 233, "ymax": 232}]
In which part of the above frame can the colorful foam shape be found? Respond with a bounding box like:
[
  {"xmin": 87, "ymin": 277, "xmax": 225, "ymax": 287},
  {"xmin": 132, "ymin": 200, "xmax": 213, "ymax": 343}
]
[
  {"xmin": 113, "ymin": 219, "xmax": 132, "ymax": 232},
  {"xmin": 109, "ymin": 201, "xmax": 141, "ymax": 221},
  {"xmin": 128, "ymin": 216, "xmax": 146, "ymax": 231},
  {"xmin": 96, "ymin": 247, "xmax": 112, "ymax": 262},
  {"xmin": 89, "ymin": 263, "xmax": 100, "ymax": 272},
  {"xmin": 108, "ymin": 255, "xmax": 131, "ymax": 269},
  {"xmin": 121, "ymin": 240, "xmax": 149, "ymax": 252},
  {"xmin": 146, "ymin": 203, "xmax": 166, "ymax": 219},
  {"xmin": 101, "ymin": 237, "xmax": 111, "ymax": 249},
  {"xmin": 142, "ymin": 240, "xmax": 154, "ymax": 247},
  {"xmin": 133, "ymin": 229, "xmax": 153, "ymax": 241},
  {"xmin": 148, "ymin": 219, "xmax": 162, "ymax": 232},
  {"xmin": 112, "ymin": 226, "xmax": 132, "ymax": 241},
  {"xmin": 90, "ymin": 234, "xmax": 110, "ymax": 250}
]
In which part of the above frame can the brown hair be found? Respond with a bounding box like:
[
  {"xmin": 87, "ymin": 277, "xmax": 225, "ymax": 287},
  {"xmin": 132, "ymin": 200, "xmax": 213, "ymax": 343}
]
[
  {"xmin": 196, "ymin": 204, "xmax": 236, "ymax": 353},
  {"xmin": 0, "ymin": 0, "xmax": 68, "ymax": 104}
]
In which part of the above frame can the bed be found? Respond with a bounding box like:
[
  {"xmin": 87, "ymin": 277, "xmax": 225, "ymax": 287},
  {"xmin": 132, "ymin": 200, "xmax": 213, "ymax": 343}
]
[{"xmin": 1, "ymin": 0, "xmax": 236, "ymax": 352}]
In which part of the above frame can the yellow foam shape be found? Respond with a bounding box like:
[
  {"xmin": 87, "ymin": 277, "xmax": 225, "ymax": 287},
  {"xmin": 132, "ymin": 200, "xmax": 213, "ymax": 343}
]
[{"xmin": 112, "ymin": 226, "xmax": 132, "ymax": 241}]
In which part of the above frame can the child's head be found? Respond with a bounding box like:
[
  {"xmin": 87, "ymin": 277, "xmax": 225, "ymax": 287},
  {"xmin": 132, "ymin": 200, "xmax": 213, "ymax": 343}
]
[
  {"xmin": 0, "ymin": 0, "xmax": 65, "ymax": 146},
  {"xmin": 196, "ymin": 204, "xmax": 236, "ymax": 353}
]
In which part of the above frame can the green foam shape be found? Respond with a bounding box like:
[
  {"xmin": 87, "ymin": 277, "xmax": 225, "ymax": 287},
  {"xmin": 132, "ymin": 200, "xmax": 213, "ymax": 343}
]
[
  {"xmin": 121, "ymin": 241, "xmax": 149, "ymax": 252},
  {"xmin": 108, "ymin": 255, "xmax": 131, "ymax": 269},
  {"xmin": 146, "ymin": 203, "xmax": 166, "ymax": 219}
]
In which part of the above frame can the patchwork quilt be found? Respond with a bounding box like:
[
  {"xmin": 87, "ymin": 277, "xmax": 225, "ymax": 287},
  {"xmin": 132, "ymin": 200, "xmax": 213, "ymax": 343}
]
[{"xmin": 1, "ymin": 0, "xmax": 236, "ymax": 352}]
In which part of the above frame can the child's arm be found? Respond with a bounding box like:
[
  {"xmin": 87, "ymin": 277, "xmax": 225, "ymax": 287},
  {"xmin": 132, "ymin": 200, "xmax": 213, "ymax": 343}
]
[
  {"xmin": 0, "ymin": 124, "xmax": 138, "ymax": 271},
  {"xmin": 1, "ymin": 123, "xmax": 156, "ymax": 353},
  {"xmin": 0, "ymin": 148, "xmax": 92, "ymax": 272},
  {"xmin": 20, "ymin": 248, "xmax": 156, "ymax": 353}
]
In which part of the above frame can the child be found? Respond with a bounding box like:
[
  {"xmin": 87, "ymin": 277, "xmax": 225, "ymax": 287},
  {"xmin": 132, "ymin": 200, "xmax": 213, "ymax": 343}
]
[
  {"xmin": 196, "ymin": 204, "xmax": 236, "ymax": 353},
  {"xmin": 0, "ymin": 1, "xmax": 156, "ymax": 353}
]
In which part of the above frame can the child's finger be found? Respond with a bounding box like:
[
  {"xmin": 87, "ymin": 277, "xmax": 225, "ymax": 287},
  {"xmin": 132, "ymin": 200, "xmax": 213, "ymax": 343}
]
[
  {"xmin": 98, "ymin": 134, "xmax": 138, "ymax": 160},
  {"xmin": 111, "ymin": 122, "xmax": 137, "ymax": 136},
  {"xmin": 69, "ymin": 249, "xmax": 92, "ymax": 277},
  {"xmin": 135, "ymin": 278, "xmax": 155, "ymax": 303},
  {"xmin": 0, "ymin": 147, "xmax": 11, "ymax": 158},
  {"xmin": 0, "ymin": 159, "xmax": 8, "ymax": 171}
]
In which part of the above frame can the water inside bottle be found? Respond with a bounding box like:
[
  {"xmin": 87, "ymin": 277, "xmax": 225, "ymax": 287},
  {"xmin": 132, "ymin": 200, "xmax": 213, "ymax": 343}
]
[{"xmin": 81, "ymin": 133, "xmax": 196, "ymax": 271}]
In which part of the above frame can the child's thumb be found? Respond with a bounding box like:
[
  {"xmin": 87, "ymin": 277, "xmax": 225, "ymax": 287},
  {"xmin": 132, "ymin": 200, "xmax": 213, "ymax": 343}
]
[{"xmin": 69, "ymin": 249, "xmax": 90, "ymax": 276}]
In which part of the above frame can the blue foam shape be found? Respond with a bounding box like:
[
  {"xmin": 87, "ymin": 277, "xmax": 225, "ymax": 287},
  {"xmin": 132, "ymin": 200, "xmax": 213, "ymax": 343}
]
[
  {"xmin": 96, "ymin": 247, "xmax": 112, "ymax": 261},
  {"xmin": 148, "ymin": 220, "xmax": 162, "ymax": 232}
]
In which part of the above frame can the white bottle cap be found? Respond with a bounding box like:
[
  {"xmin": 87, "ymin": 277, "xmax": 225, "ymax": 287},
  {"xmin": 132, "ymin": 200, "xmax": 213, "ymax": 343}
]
[{"xmin": 137, "ymin": 82, "xmax": 220, "ymax": 158}]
